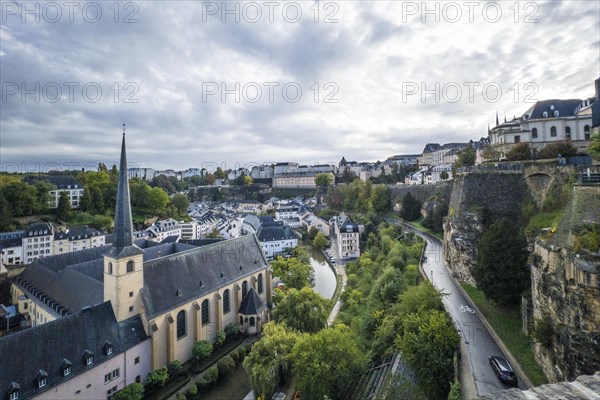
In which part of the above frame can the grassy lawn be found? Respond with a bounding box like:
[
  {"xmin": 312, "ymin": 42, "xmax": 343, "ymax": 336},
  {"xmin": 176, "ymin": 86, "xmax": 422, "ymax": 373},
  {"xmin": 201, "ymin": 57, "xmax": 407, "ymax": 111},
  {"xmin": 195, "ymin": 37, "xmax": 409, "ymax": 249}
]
[
  {"xmin": 461, "ymin": 283, "xmax": 548, "ymax": 386},
  {"xmin": 409, "ymin": 218, "xmax": 444, "ymax": 240}
]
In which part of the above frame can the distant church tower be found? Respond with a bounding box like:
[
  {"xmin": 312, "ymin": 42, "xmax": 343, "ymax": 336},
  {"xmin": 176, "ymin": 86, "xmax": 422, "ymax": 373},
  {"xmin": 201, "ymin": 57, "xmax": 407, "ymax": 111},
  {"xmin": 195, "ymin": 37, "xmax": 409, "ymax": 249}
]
[{"xmin": 104, "ymin": 125, "xmax": 145, "ymax": 322}]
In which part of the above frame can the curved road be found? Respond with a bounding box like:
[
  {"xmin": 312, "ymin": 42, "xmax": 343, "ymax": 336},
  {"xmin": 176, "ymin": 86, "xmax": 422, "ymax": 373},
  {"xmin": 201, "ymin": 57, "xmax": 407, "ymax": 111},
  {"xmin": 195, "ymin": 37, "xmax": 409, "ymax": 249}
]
[{"xmin": 397, "ymin": 222, "xmax": 528, "ymax": 397}]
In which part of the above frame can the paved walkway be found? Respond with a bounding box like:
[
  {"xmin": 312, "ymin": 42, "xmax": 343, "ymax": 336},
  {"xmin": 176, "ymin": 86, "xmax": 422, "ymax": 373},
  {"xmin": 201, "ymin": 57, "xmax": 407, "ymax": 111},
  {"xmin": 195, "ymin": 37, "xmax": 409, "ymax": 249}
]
[{"xmin": 326, "ymin": 237, "xmax": 348, "ymax": 326}]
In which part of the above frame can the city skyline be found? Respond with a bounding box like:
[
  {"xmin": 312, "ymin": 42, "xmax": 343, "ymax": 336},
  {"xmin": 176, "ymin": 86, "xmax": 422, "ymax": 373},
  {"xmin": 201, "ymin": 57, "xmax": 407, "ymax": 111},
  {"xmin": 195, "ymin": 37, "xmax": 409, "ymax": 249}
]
[{"xmin": 1, "ymin": 1, "xmax": 599, "ymax": 170}]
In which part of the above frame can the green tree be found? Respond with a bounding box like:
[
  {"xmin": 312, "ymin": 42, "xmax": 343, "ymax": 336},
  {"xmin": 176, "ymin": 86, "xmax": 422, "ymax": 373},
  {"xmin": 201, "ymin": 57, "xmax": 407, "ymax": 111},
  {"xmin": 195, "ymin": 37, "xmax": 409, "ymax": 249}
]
[
  {"xmin": 113, "ymin": 383, "xmax": 144, "ymax": 400},
  {"xmin": 193, "ymin": 340, "xmax": 213, "ymax": 363},
  {"xmin": 2, "ymin": 182, "xmax": 38, "ymax": 216},
  {"xmin": 307, "ymin": 226, "xmax": 319, "ymax": 240},
  {"xmin": 167, "ymin": 360, "xmax": 182, "ymax": 376},
  {"xmin": 312, "ymin": 232, "xmax": 328, "ymax": 250},
  {"xmin": 244, "ymin": 175, "xmax": 254, "ymax": 186},
  {"xmin": 80, "ymin": 186, "xmax": 93, "ymax": 212},
  {"xmin": 474, "ymin": 218, "xmax": 530, "ymax": 307},
  {"xmin": 92, "ymin": 215, "xmax": 113, "ymax": 232},
  {"xmin": 315, "ymin": 173, "xmax": 333, "ymax": 189},
  {"xmin": 187, "ymin": 188, "xmax": 196, "ymax": 202},
  {"xmin": 400, "ymin": 192, "xmax": 422, "ymax": 221},
  {"xmin": 538, "ymin": 141, "xmax": 578, "ymax": 159},
  {"xmin": 369, "ymin": 185, "xmax": 390, "ymax": 213},
  {"xmin": 145, "ymin": 367, "xmax": 169, "ymax": 390},
  {"xmin": 206, "ymin": 227, "xmax": 220, "ymax": 238},
  {"xmin": 506, "ymin": 142, "xmax": 532, "ymax": 161},
  {"xmin": 292, "ymin": 324, "xmax": 367, "ymax": 400},
  {"xmin": 56, "ymin": 191, "xmax": 71, "ymax": 221},
  {"xmin": 271, "ymin": 256, "xmax": 314, "ymax": 289},
  {"xmin": 33, "ymin": 181, "xmax": 53, "ymax": 213},
  {"xmin": 109, "ymin": 164, "xmax": 119, "ymax": 184},
  {"xmin": 395, "ymin": 310, "xmax": 459, "ymax": 400},
  {"xmin": 91, "ymin": 186, "xmax": 105, "ymax": 214},
  {"xmin": 274, "ymin": 287, "xmax": 331, "ymax": 333},
  {"xmin": 0, "ymin": 193, "xmax": 15, "ymax": 231},
  {"xmin": 146, "ymin": 187, "xmax": 169, "ymax": 215},
  {"xmin": 214, "ymin": 167, "xmax": 226, "ymax": 179},
  {"xmin": 171, "ymin": 194, "xmax": 189, "ymax": 217},
  {"xmin": 243, "ymin": 323, "xmax": 300, "ymax": 399},
  {"xmin": 440, "ymin": 171, "xmax": 449, "ymax": 180},
  {"xmin": 453, "ymin": 146, "xmax": 476, "ymax": 168},
  {"xmin": 588, "ymin": 132, "xmax": 600, "ymax": 160}
]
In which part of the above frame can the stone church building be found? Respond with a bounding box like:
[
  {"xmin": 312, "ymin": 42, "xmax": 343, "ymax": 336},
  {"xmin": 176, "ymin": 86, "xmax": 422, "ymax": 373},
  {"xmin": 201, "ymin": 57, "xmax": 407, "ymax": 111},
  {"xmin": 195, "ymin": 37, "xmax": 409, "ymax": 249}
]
[{"xmin": 1, "ymin": 133, "xmax": 271, "ymax": 400}]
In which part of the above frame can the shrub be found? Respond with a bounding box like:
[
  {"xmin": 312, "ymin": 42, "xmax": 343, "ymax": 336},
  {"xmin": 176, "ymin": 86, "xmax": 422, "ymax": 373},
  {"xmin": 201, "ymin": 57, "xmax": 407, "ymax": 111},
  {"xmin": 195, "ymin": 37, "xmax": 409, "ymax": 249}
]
[
  {"xmin": 447, "ymin": 382, "xmax": 461, "ymax": 400},
  {"xmin": 196, "ymin": 376, "xmax": 210, "ymax": 388},
  {"xmin": 217, "ymin": 355, "xmax": 236, "ymax": 377},
  {"xmin": 207, "ymin": 366, "xmax": 219, "ymax": 383},
  {"xmin": 168, "ymin": 360, "xmax": 182, "ymax": 377},
  {"xmin": 532, "ymin": 316, "xmax": 554, "ymax": 348},
  {"xmin": 230, "ymin": 349, "xmax": 240, "ymax": 363},
  {"xmin": 145, "ymin": 367, "xmax": 169, "ymax": 389},
  {"xmin": 113, "ymin": 383, "xmax": 144, "ymax": 400},
  {"xmin": 538, "ymin": 141, "xmax": 578, "ymax": 159},
  {"xmin": 177, "ymin": 394, "xmax": 187, "ymax": 400},
  {"xmin": 224, "ymin": 323, "xmax": 240, "ymax": 337},
  {"xmin": 506, "ymin": 142, "xmax": 532, "ymax": 161},
  {"xmin": 187, "ymin": 384, "xmax": 198, "ymax": 396},
  {"xmin": 215, "ymin": 331, "xmax": 226, "ymax": 347},
  {"xmin": 193, "ymin": 340, "xmax": 213, "ymax": 362}
]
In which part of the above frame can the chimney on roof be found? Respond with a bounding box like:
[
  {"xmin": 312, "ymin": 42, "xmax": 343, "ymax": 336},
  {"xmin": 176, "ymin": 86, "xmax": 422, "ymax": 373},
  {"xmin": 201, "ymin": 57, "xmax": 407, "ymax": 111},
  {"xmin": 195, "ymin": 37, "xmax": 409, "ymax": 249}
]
[{"xmin": 595, "ymin": 78, "xmax": 600, "ymax": 99}]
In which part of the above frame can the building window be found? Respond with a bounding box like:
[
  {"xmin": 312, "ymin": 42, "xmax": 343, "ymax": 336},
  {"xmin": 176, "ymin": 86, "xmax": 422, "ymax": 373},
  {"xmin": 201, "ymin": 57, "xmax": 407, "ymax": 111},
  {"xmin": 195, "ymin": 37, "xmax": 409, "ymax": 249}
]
[
  {"xmin": 129, "ymin": 291, "xmax": 134, "ymax": 297},
  {"xmin": 584, "ymin": 125, "xmax": 591, "ymax": 140},
  {"xmin": 9, "ymin": 391, "xmax": 19, "ymax": 400},
  {"xmin": 134, "ymin": 356, "xmax": 140, "ymax": 365},
  {"xmin": 129, "ymin": 306, "xmax": 134, "ymax": 312},
  {"xmin": 177, "ymin": 310, "xmax": 186, "ymax": 339},
  {"xmin": 257, "ymin": 274, "xmax": 264, "ymax": 294},
  {"xmin": 201, "ymin": 299, "xmax": 210, "ymax": 325},
  {"xmin": 127, "ymin": 260, "xmax": 134, "ymax": 273},
  {"xmin": 108, "ymin": 262, "xmax": 112, "ymax": 275},
  {"xmin": 242, "ymin": 281, "xmax": 248, "ymax": 299},
  {"xmin": 105, "ymin": 369, "xmax": 120, "ymax": 384},
  {"xmin": 223, "ymin": 289, "xmax": 230, "ymax": 314},
  {"xmin": 514, "ymin": 136, "xmax": 520, "ymax": 143},
  {"xmin": 63, "ymin": 366, "xmax": 72, "ymax": 377},
  {"xmin": 550, "ymin": 126, "xmax": 557, "ymax": 137},
  {"xmin": 249, "ymin": 316, "xmax": 255, "ymax": 326},
  {"xmin": 107, "ymin": 385, "xmax": 118, "ymax": 400},
  {"xmin": 565, "ymin": 126, "xmax": 571, "ymax": 138},
  {"xmin": 83, "ymin": 350, "xmax": 94, "ymax": 366},
  {"xmin": 135, "ymin": 376, "xmax": 141, "ymax": 383}
]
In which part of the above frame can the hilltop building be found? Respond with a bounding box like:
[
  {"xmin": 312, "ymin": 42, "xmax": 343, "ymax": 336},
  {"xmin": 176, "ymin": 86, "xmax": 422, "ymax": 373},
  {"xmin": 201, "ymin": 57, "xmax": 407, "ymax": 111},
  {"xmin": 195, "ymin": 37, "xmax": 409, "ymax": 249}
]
[{"xmin": 22, "ymin": 176, "xmax": 84, "ymax": 209}]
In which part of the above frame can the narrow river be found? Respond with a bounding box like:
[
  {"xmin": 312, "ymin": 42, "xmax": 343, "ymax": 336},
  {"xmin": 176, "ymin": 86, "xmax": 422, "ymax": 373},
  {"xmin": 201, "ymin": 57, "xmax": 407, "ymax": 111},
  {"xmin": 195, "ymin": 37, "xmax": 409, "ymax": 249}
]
[{"xmin": 200, "ymin": 247, "xmax": 337, "ymax": 400}]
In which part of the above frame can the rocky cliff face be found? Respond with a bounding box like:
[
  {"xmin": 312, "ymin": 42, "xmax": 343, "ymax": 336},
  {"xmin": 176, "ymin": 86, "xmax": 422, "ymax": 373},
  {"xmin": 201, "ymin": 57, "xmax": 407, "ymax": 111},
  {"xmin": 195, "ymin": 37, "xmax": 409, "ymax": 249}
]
[
  {"xmin": 530, "ymin": 186, "xmax": 600, "ymax": 382},
  {"xmin": 443, "ymin": 172, "xmax": 529, "ymax": 283},
  {"xmin": 443, "ymin": 211, "xmax": 484, "ymax": 285}
]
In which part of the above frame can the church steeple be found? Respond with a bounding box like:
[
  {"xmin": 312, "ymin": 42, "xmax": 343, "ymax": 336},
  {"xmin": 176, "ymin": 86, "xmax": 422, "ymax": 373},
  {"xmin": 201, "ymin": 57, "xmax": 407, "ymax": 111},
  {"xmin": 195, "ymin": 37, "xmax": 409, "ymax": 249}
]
[
  {"xmin": 114, "ymin": 124, "xmax": 135, "ymax": 252},
  {"xmin": 104, "ymin": 124, "xmax": 144, "ymax": 322}
]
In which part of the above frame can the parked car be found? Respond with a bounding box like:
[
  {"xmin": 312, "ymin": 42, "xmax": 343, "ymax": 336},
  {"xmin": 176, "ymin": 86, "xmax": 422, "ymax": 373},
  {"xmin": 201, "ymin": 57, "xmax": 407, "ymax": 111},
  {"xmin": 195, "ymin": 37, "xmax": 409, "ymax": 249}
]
[{"xmin": 489, "ymin": 355, "xmax": 518, "ymax": 386}]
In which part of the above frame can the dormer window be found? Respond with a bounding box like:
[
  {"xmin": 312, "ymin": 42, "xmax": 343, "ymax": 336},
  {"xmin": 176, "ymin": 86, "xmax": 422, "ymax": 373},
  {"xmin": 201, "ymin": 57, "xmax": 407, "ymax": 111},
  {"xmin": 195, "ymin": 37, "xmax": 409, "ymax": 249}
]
[
  {"xmin": 104, "ymin": 341, "xmax": 114, "ymax": 356},
  {"xmin": 60, "ymin": 359, "xmax": 73, "ymax": 377},
  {"xmin": 83, "ymin": 350, "xmax": 94, "ymax": 366},
  {"xmin": 36, "ymin": 369, "xmax": 48, "ymax": 389},
  {"xmin": 7, "ymin": 382, "xmax": 20, "ymax": 400},
  {"xmin": 542, "ymin": 111, "xmax": 548, "ymax": 118}
]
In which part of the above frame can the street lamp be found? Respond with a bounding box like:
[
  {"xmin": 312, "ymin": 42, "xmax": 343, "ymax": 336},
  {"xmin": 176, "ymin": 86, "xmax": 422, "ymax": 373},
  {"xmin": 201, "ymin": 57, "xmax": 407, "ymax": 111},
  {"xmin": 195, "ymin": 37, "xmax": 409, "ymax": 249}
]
[{"xmin": 430, "ymin": 270, "xmax": 434, "ymax": 284}]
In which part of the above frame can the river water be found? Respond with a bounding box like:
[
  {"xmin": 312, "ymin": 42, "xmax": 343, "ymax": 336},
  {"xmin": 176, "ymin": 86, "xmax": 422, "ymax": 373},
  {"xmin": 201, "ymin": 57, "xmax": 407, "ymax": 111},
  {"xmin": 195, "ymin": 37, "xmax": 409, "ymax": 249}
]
[{"xmin": 201, "ymin": 248, "xmax": 337, "ymax": 400}]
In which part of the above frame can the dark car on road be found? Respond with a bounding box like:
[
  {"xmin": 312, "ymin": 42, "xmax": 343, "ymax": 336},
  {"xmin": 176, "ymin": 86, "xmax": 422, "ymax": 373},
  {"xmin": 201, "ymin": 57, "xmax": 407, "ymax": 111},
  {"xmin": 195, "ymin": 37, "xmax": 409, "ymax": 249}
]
[{"xmin": 489, "ymin": 355, "xmax": 518, "ymax": 386}]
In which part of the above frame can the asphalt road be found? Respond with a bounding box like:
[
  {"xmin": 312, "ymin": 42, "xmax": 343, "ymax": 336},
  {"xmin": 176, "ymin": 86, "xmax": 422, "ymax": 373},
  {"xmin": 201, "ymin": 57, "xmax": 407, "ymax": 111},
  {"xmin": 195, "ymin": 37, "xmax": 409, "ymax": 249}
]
[{"xmin": 398, "ymin": 222, "xmax": 528, "ymax": 397}]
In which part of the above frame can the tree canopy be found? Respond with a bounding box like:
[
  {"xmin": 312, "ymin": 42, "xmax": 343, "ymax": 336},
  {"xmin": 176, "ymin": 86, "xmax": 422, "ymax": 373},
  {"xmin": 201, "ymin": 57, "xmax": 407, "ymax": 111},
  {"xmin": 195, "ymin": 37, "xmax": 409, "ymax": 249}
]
[
  {"xmin": 274, "ymin": 287, "xmax": 331, "ymax": 333},
  {"xmin": 589, "ymin": 132, "xmax": 600, "ymax": 161},
  {"xmin": 369, "ymin": 185, "xmax": 390, "ymax": 213},
  {"xmin": 292, "ymin": 324, "xmax": 367, "ymax": 400},
  {"xmin": 271, "ymin": 255, "xmax": 314, "ymax": 289},
  {"xmin": 400, "ymin": 192, "xmax": 422, "ymax": 221},
  {"xmin": 312, "ymin": 232, "xmax": 328, "ymax": 250},
  {"xmin": 315, "ymin": 173, "xmax": 333, "ymax": 189},
  {"xmin": 474, "ymin": 218, "xmax": 530, "ymax": 307}
]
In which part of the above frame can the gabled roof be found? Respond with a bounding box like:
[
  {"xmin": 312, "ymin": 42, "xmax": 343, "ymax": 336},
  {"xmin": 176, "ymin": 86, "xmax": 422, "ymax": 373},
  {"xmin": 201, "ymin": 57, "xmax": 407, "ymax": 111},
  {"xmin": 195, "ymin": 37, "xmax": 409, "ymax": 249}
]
[
  {"xmin": 238, "ymin": 287, "xmax": 266, "ymax": 315},
  {"xmin": 422, "ymin": 143, "xmax": 441, "ymax": 153},
  {"xmin": 140, "ymin": 234, "xmax": 268, "ymax": 318},
  {"xmin": 0, "ymin": 302, "xmax": 147, "ymax": 399},
  {"xmin": 257, "ymin": 225, "xmax": 296, "ymax": 242},
  {"xmin": 523, "ymin": 99, "xmax": 583, "ymax": 120}
]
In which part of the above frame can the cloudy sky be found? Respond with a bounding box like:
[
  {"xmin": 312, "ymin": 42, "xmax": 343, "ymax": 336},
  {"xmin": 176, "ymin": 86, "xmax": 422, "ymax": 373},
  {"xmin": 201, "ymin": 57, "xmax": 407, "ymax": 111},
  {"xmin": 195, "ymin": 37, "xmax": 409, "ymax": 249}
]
[{"xmin": 1, "ymin": 0, "xmax": 598, "ymax": 172}]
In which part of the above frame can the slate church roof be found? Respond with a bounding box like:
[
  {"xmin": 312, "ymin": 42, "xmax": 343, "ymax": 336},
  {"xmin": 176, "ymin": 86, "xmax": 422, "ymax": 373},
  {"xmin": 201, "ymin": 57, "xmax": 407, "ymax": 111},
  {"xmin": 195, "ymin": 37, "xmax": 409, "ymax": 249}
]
[
  {"xmin": 238, "ymin": 287, "xmax": 266, "ymax": 315},
  {"xmin": 0, "ymin": 302, "xmax": 147, "ymax": 400},
  {"xmin": 140, "ymin": 234, "xmax": 269, "ymax": 318}
]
